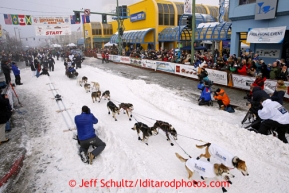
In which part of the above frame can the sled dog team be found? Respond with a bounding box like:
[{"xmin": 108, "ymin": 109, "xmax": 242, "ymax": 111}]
[{"xmin": 76, "ymin": 76, "xmax": 248, "ymax": 192}]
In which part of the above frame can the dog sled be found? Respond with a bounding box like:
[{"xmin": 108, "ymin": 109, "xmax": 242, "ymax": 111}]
[{"xmin": 66, "ymin": 67, "xmax": 78, "ymax": 78}]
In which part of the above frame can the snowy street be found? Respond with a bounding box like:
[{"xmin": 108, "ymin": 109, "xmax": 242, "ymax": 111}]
[{"xmin": 2, "ymin": 58, "xmax": 289, "ymax": 193}]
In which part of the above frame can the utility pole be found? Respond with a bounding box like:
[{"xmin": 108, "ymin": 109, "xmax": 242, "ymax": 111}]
[
  {"xmin": 116, "ymin": 0, "xmax": 123, "ymax": 55},
  {"xmin": 191, "ymin": 0, "xmax": 195, "ymax": 65},
  {"xmin": 18, "ymin": 29, "xmax": 21, "ymax": 43},
  {"xmin": 14, "ymin": 27, "xmax": 17, "ymax": 41},
  {"xmin": 73, "ymin": 0, "xmax": 127, "ymax": 55}
]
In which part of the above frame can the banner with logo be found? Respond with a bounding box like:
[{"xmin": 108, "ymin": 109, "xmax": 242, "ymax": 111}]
[
  {"xmin": 141, "ymin": 59, "xmax": 157, "ymax": 70},
  {"xmin": 175, "ymin": 64, "xmax": 198, "ymax": 79},
  {"xmin": 156, "ymin": 61, "xmax": 175, "ymax": 73},
  {"xmin": 34, "ymin": 25, "xmax": 71, "ymax": 36},
  {"xmin": 111, "ymin": 55, "xmax": 120, "ymax": 63},
  {"xmin": 247, "ymin": 26, "xmax": 286, "ymax": 43},
  {"xmin": 130, "ymin": 58, "xmax": 142, "ymax": 66},
  {"xmin": 33, "ymin": 16, "xmax": 70, "ymax": 25},
  {"xmin": 206, "ymin": 69, "xmax": 228, "ymax": 86},
  {"xmin": 119, "ymin": 56, "xmax": 130, "ymax": 64},
  {"xmin": 232, "ymin": 74, "xmax": 255, "ymax": 90}
]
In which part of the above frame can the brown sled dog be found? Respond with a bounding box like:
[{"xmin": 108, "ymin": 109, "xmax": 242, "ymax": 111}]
[
  {"xmin": 91, "ymin": 91, "xmax": 101, "ymax": 103},
  {"xmin": 196, "ymin": 143, "xmax": 249, "ymax": 176},
  {"xmin": 175, "ymin": 152, "xmax": 234, "ymax": 193}
]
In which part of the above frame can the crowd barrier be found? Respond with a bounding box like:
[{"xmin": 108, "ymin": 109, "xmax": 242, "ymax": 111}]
[{"xmin": 94, "ymin": 53, "xmax": 289, "ymax": 99}]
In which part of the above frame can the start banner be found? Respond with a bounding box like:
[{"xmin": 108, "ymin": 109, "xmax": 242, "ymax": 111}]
[{"xmin": 34, "ymin": 25, "xmax": 71, "ymax": 36}]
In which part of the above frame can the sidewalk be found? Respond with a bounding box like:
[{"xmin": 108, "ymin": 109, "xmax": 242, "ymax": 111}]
[{"xmin": 0, "ymin": 61, "xmax": 41, "ymax": 191}]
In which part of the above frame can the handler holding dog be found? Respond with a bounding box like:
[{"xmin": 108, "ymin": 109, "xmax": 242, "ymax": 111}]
[{"xmin": 75, "ymin": 106, "xmax": 106, "ymax": 164}]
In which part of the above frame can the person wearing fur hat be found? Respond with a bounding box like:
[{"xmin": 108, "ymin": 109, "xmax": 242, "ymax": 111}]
[
  {"xmin": 197, "ymin": 62, "xmax": 212, "ymax": 85},
  {"xmin": 271, "ymin": 80, "xmax": 287, "ymax": 105}
]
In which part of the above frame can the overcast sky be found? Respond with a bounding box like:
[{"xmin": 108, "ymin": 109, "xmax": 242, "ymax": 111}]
[{"xmin": 0, "ymin": 0, "xmax": 219, "ymax": 45}]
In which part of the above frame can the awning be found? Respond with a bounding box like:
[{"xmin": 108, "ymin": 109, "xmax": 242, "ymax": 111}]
[
  {"xmin": 195, "ymin": 22, "xmax": 232, "ymax": 41},
  {"xmin": 110, "ymin": 28, "xmax": 155, "ymax": 44},
  {"xmin": 159, "ymin": 13, "xmax": 216, "ymax": 42},
  {"xmin": 158, "ymin": 26, "xmax": 188, "ymax": 42},
  {"xmin": 246, "ymin": 26, "xmax": 286, "ymax": 43}
]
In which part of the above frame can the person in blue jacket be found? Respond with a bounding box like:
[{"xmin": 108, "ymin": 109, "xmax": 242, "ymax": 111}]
[
  {"xmin": 11, "ymin": 62, "xmax": 23, "ymax": 85},
  {"xmin": 197, "ymin": 81, "xmax": 213, "ymax": 106},
  {"xmin": 75, "ymin": 106, "xmax": 106, "ymax": 164}
]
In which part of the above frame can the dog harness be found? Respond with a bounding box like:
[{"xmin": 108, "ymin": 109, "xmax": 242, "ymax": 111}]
[
  {"xmin": 186, "ymin": 159, "xmax": 216, "ymax": 178},
  {"xmin": 209, "ymin": 143, "xmax": 235, "ymax": 168}
]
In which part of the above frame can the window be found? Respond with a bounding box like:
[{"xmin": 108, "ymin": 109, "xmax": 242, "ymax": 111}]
[
  {"xmin": 103, "ymin": 24, "xmax": 113, "ymax": 35},
  {"xmin": 239, "ymin": 0, "xmax": 256, "ymax": 5},
  {"xmin": 91, "ymin": 22, "xmax": 102, "ymax": 35},
  {"xmin": 159, "ymin": 13, "xmax": 164, "ymax": 25},
  {"xmin": 157, "ymin": 3, "xmax": 175, "ymax": 26}
]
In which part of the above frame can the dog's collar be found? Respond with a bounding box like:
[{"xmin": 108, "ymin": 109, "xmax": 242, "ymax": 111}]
[{"xmin": 232, "ymin": 156, "xmax": 239, "ymax": 168}]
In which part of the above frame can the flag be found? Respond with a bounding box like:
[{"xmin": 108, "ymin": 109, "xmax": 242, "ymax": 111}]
[
  {"xmin": 4, "ymin": 14, "xmax": 12, "ymax": 25},
  {"xmin": 18, "ymin": 15, "xmax": 26, "ymax": 26},
  {"xmin": 25, "ymin": 15, "xmax": 32, "ymax": 25},
  {"xmin": 77, "ymin": 27, "xmax": 80, "ymax": 31},
  {"xmin": 81, "ymin": 15, "xmax": 90, "ymax": 23},
  {"xmin": 70, "ymin": 15, "xmax": 75, "ymax": 24},
  {"xmin": 11, "ymin": 15, "xmax": 19, "ymax": 25}
]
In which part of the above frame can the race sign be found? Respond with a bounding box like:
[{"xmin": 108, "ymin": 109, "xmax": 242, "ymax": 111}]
[
  {"xmin": 33, "ymin": 16, "xmax": 70, "ymax": 25},
  {"xmin": 34, "ymin": 25, "xmax": 71, "ymax": 36}
]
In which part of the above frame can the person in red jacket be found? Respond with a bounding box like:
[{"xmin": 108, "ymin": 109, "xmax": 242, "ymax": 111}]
[
  {"xmin": 237, "ymin": 59, "xmax": 248, "ymax": 76},
  {"xmin": 105, "ymin": 53, "xmax": 109, "ymax": 63},
  {"xmin": 245, "ymin": 73, "xmax": 267, "ymax": 99},
  {"xmin": 101, "ymin": 52, "xmax": 105, "ymax": 64},
  {"xmin": 251, "ymin": 73, "xmax": 266, "ymax": 90}
]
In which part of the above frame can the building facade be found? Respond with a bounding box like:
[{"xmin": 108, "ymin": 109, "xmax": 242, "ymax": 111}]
[
  {"xmin": 84, "ymin": 0, "xmax": 228, "ymax": 50},
  {"xmin": 229, "ymin": 0, "xmax": 289, "ymax": 63}
]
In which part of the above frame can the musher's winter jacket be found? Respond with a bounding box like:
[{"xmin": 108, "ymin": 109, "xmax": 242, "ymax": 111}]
[
  {"xmin": 198, "ymin": 83, "xmax": 212, "ymax": 101},
  {"xmin": 75, "ymin": 113, "xmax": 98, "ymax": 141}
]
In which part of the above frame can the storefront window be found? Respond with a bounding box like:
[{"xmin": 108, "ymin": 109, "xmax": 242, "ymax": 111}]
[
  {"xmin": 239, "ymin": 0, "xmax": 256, "ymax": 5},
  {"xmin": 157, "ymin": 3, "xmax": 175, "ymax": 26},
  {"xmin": 92, "ymin": 22, "xmax": 102, "ymax": 35}
]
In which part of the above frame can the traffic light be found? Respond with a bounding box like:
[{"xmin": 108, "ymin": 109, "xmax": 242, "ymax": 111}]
[
  {"xmin": 186, "ymin": 16, "xmax": 192, "ymax": 29},
  {"xmin": 75, "ymin": 12, "xmax": 81, "ymax": 23},
  {"xmin": 102, "ymin": 14, "xmax": 107, "ymax": 24}
]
